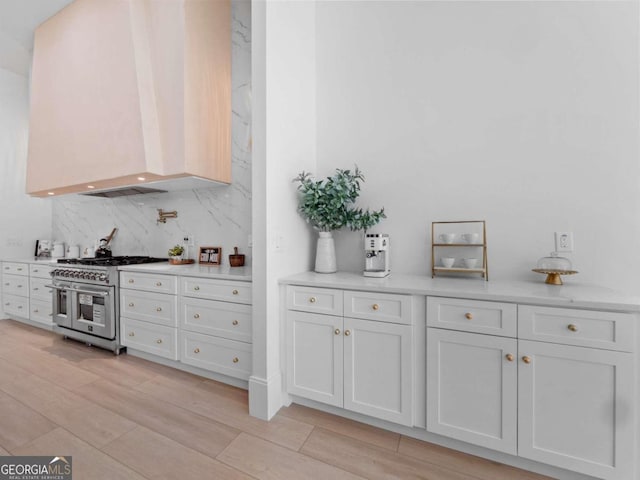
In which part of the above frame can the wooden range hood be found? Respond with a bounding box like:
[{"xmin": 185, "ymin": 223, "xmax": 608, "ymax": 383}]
[{"xmin": 26, "ymin": 0, "xmax": 231, "ymax": 197}]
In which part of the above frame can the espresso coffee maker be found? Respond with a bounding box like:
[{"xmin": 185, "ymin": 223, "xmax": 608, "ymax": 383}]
[{"xmin": 364, "ymin": 233, "xmax": 390, "ymax": 277}]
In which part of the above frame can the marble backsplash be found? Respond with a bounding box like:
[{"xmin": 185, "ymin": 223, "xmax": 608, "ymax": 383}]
[{"xmin": 52, "ymin": 0, "xmax": 252, "ymax": 265}]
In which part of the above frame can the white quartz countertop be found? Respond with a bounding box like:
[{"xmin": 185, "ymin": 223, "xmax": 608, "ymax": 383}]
[
  {"xmin": 117, "ymin": 262, "xmax": 252, "ymax": 281},
  {"xmin": 280, "ymin": 271, "xmax": 640, "ymax": 313}
]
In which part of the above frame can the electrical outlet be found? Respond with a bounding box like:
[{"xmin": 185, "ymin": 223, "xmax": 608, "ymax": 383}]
[
  {"xmin": 555, "ymin": 232, "xmax": 574, "ymax": 252},
  {"xmin": 183, "ymin": 234, "xmax": 194, "ymax": 246}
]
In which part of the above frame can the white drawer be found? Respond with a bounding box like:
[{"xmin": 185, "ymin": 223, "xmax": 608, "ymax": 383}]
[
  {"xmin": 518, "ymin": 305, "xmax": 636, "ymax": 352},
  {"xmin": 180, "ymin": 331, "xmax": 252, "ymax": 380},
  {"xmin": 2, "ymin": 274, "xmax": 29, "ymax": 297},
  {"xmin": 287, "ymin": 286, "xmax": 343, "ymax": 316},
  {"xmin": 30, "ymin": 277, "xmax": 53, "ymax": 301},
  {"xmin": 2, "ymin": 262, "xmax": 28, "ymax": 276},
  {"xmin": 120, "ymin": 272, "xmax": 177, "ymax": 294},
  {"xmin": 30, "ymin": 298, "xmax": 53, "ymax": 326},
  {"xmin": 180, "ymin": 297, "xmax": 252, "ymax": 343},
  {"xmin": 181, "ymin": 277, "xmax": 251, "ymax": 304},
  {"xmin": 344, "ymin": 290, "xmax": 412, "ymax": 325},
  {"xmin": 2, "ymin": 294, "xmax": 29, "ymax": 317},
  {"xmin": 30, "ymin": 264, "xmax": 53, "ymax": 279},
  {"xmin": 120, "ymin": 289, "xmax": 177, "ymax": 327},
  {"xmin": 427, "ymin": 297, "xmax": 517, "ymax": 337},
  {"xmin": 121, "ymin": 317, "xmax": 177, "ymax": 360}
]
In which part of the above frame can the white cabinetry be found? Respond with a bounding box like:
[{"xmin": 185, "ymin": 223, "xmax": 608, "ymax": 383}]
[
  {"xmin": 286, "ymin": 286, "xmax": 417, "ymax": 427},
  {"xmin": 29, "ymin": 264, "xmax": 53, "ymax": 327},
  {"xmin": 427, "ymin": 297, "xmax": 636, "ymax": 480},
  {"xmin": 2, "ymin": 262, "xmax": 29, "ymax": 319},
  {"xmin": 179, "ymin": 277, "xmax": 252, "ymax": 380},
  {"xmin": 120, "ymin": 272, "xmax": 178, "ymax": 360}
]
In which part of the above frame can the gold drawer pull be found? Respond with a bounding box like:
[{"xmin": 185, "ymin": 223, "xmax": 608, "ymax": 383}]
[
  {"xmin": 465, "ymin": 312, "xmax": 473, "ymax": 320},
  {"xmin": 129, "ymin": 302, "xmax": 134, "ymax": 307},
  {"xmin": 372, "ymin": 304, "xmax": 379, "ymax": 311},
  {"xmin": 156, "ymin": 339, "xmax": 162, "ymax": 344},
  {"xmin": 232, "ymin": 289, "xmax": 239, "ymax": 295},
  {"xmin": 17, "ymin": 306, "xmax": 22, "ymax": 309},
  {"xmin": 194, "ymin": 286, "xmax": 200, "ymax": 291},
  {"xmin": 17, "ymin": 268, "xmax": 22, "ymax": 271},
  {"xmin": 128, "ymin": 279, "xmax": 134, "ymax": 283},
  {"xmin": 232, "ymin": 357, "xmax": 239, "ymax": 363},
  {"xmin": 194, "ymin": 313, "xmax": 200, "ymax": 319},
  {"xmin": 129, "ymin": 332, "xmax": 135, "ymax": 337},
  {"xmin": 522, "ymin": 356, "xmax": 532, "ymax": 364},
  {"xmin": 567, "ymin": 324, "xmax": 578, "ymax": 332},
  {"xmin": 33, "ymin": 309, "xmax": 39, "ymax": 313},
  {"xmin": 17, "ymin": 285, "xmax": 22, "ymax": 288},
  {"xmin": 344, "ymin": 330, "xmax": 351, "ymax": 336},
  {"xmin": 156, "ymin": 307, "xmax": 162, "ymax": 312},
  {"xmin": 156, "ymin": 282, "xmax": 162, "ymax": 287},
  {"xmin": 33, "ymin": 269, "xmax": 38, "ymax": 273},
  {"xmin": 232, "ymin": 320, "xmax": 238, "ymax": 326},
  {"xmin": 194, "ymin": 348, "xmax": 200, "ymax": 354},
  {"xmin": 334, "ymin": 328, "xmax": 341, "ymax": 335},
  {"xmin": 4, "ymin": 302, "xmax": 9, "ymax": 306},
  {"xmin": 33, "ymin": 287, "xmax": 39, "ymax": 291},
  {"xmin": 309, "ymin": 297, "xmax": 316, "ymax": 303},
  {"xmin": 3, "ymin": 283, "xmax": 8, "ymax": 286},
  {"xmin": 505, "ymin": 353, "xmax": 514, "ymax": 362}
]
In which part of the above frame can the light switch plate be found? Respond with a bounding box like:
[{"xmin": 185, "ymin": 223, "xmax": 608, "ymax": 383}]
[{"xmin": 555, "ymin": 232, "xmax": 574, "ymax": 252}]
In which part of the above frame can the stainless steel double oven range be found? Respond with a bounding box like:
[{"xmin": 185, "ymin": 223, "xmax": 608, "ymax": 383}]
[{"xmin": 49, "ymin": 256, "xmax": 166, "ymax": 353}]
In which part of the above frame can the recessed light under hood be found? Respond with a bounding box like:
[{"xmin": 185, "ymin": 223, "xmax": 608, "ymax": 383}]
[{"xmin": 81, "ymin": 186, "xmax": 168, "ymax": 198}]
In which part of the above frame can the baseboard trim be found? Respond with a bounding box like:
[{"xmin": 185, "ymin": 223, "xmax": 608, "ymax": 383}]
[{"xmin": 249, "ymin": 372, "xmax": 283, "ymax": 420}]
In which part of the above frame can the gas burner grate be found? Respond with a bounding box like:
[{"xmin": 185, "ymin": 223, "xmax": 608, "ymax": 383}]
[{"xmin": 57, "ymin": 256, "xmax": 167, "ymax": 266}]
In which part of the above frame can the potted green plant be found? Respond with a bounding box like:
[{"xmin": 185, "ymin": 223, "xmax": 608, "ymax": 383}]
[
  {"xmin": 294, "ymin": 167, "xmax": 385, "ymax": 273},
  {"xmin": 168, "ymin": 244, "xmax": 184, "ymax": 262}
]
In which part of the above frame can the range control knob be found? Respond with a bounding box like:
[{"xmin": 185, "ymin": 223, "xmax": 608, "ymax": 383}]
[{"xmin": 99, "ymin": 274, "xmax": 107, "ymax": 282}]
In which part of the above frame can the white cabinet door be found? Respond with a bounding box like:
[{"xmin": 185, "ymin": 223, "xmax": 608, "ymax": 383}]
[
  {"xmin": 518, "ymin": 340, "xmax": 635, "ymax": 480},
  {"xmin": 344, "ymin": 317, "xmax": 413, "ymax": 426},
  {"xmin": 427, "ymin": 328, "xmax": 518, "ymax": 454},
  {"xmin": 286, "ymin": 310, "xmax": 343, "ymax": 407}
]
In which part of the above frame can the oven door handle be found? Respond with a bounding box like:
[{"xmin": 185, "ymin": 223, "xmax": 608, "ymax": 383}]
[
  {"xmin": 46, "ymin": 284, "xmax": 67, "ymax": 290},
  {"xmin": 71, "ymin": 287, "xmax": 110, "ymax": 297}
]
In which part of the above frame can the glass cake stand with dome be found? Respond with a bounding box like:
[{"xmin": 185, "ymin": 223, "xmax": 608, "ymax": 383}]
[{"xmin": 532, "ymin": 252, "xmax": 578, "ymax": 285}]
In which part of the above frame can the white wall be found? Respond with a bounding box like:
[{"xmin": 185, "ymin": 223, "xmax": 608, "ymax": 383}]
[
  {"xmin": 315, "ymin": 1, "xmax": 640, "ymax": 294},
  {"xmin": 49, "ymin": 0, "xmax": 252, "ymax": 264},
  {"xmin": 250, "ymin": 0, "xmax": 317, "ymax": 419}
]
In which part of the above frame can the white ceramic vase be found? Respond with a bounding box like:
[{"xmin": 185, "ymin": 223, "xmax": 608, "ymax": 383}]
[{"xmin": 315, "ymin": 231, "xmax": 337, "ymax": 273}]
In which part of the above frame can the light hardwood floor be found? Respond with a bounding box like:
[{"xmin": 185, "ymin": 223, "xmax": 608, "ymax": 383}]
[{"xmin": 0, "ymin": 319, "xmax": 554, "ymax": 480}]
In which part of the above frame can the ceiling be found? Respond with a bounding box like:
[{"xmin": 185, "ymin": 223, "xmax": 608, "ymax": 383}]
[{"xmin": 0, "ymin": 0, "xmax": 73, "ymax": 77}]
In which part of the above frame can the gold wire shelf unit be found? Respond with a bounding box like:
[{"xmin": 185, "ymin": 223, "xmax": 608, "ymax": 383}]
[{"xmin": 431, "ymin": 220, "xmax": 488, "ymax": 281}]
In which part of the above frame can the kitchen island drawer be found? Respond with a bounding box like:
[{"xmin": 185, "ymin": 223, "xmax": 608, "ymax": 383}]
[
  {"xmin": 121, "ymin": 317, "xmax": 177, "ymax": 360},
  {"xmin": 427, "ymin": 297, "xmax": 517, "ymax": 337},
  {"xmin": 180, "ymin": 297, "xmax": 251, "ymax": 343},
  {"xmin": 120, "ymin": 289, "xmax": 177, "ymax": 327},
  {"xmin": 120, "ymin": 272, "xmax": 177, "ymax": 294},
  {"xmin": 2, "ymin": 294, "xmax": 28, "ymax": 317},
  {"xmin": 344, "ymin": 290, "xmax": 412, "ymax": 325},
  {"xmin": 2, "ymin": 274, "xmax": 29, "ymax": 296},
  {"xmin": 30, "ymin": 298, "xmax": 53, "ymax": 326},
  {"xmin": 30, "ymin": 277, "xmax": 53, "ymax": 301},
  {"xmin": 518, "ymin": 305, "xmax": 636, "ymax": 352},
  {"xmin": 181, "ymin": 277, "xmax": 251, "ymax": 304},
  {"xmin": 287, "ymin": 286, "xmax": 343, "ymax": 316},
  {"xmin": 2, "ymin": 262, "xmax": 28, "ymax": 276},
  {"xmin": 29, "ymin": 264, "xmax": 53, "ymax": 279},
  {"xmin": 180, "ymin": 331, "xmax": 252, "ymax": 380}
]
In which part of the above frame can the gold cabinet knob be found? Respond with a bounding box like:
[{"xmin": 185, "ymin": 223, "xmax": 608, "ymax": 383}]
[
  {"xmin": 505, "ymin": 353, "xmax": 514, "ymax": 362},
  {"xmin": 33, "ymin": 309, "xmax": 39, "ymax": 313},
  {"xmin": 194, "ymin": 286, "xmax": 200, "ymax": 291},
  {"xmin": 156, "ymin": 307, "xmax": 162, "ymax": 312},
  {"xmin": 309, "ymin": 297, "xmax": 316, "ymax": 303},
  {"xmin": 3, "ymin": 283, "xmax": 8, "ymax": 286},
  {"xmin": 17, "ymin": 268, "xmax": 22, "ymax": 271},
  {"xmin": 372, "ymin": 304, "xmax": 379, "ymax": 311},
  {"xmin": 232, "ymin": 357, "xmax": 239, "ymax": 363},
  {"xmin": 344, "ymin": 330, "xmax": 351, "ymax": 336},
  {"xmin": 129, "ymin": 332, "xmax": 135, "ymax": 336},
  {"xmin": 156, "ymin": 282, "xmax": 162, "ymax": 287},
  {"xmin": 17, "ymin": 306, "xmax": 22, "ymax": 309},
  {"xmin": 522, "ymin": 356, "xmax": 532, "ymax": 364},
  {"xmin": 128, "ymin": 279, "xmax": 134, "ymax": 283},
  {"xmin": 232, "ymin": 289, "xmax": 239, "ymax": 295},
  {"xmin": 17, "ymin": 285, "xmax": 22, "ymax": 288},
  {"xmin": 4, "ymin": 302, "xmax": 9, "ymax": 306},
  {"xmin": 194, "ymin": 347, "xmax": 200, "ymax": 353},
  {"xmin": 33, "ymin": 287, "xmax": 39, "ymax": 291},
  {"xmin": 156, "ymin": 339, "xmax": 162, "ymax": 344},
  {"xmin": 232, "ymin": 320, "xmax": 239, "ymax": 326},
  {"xmin": 465, "ymin": 313, "xmax": 473, "ymax": 320},
  {"xmin": 33, "ymin": 269, "xmax": 38, "ymax": 273},
  {"xmin": 567, "ymin": 324, "xmax": 578, "ymax": 332},
  {"xmin": 129, "ymin": 302, "xmax": 134, "ymax": 307},
  {"xmin": 334, "ymin": 328, "xmax": 341, "ymax": 335},
  {"xmin": 194, "ymin": 313, "xmax": 200, "ymax": 319}
]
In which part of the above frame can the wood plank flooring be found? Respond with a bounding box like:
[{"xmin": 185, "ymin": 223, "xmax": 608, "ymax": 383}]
[{"xmin": 0, "ymin": 319, "xmax": 555, "ymax": 480}]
